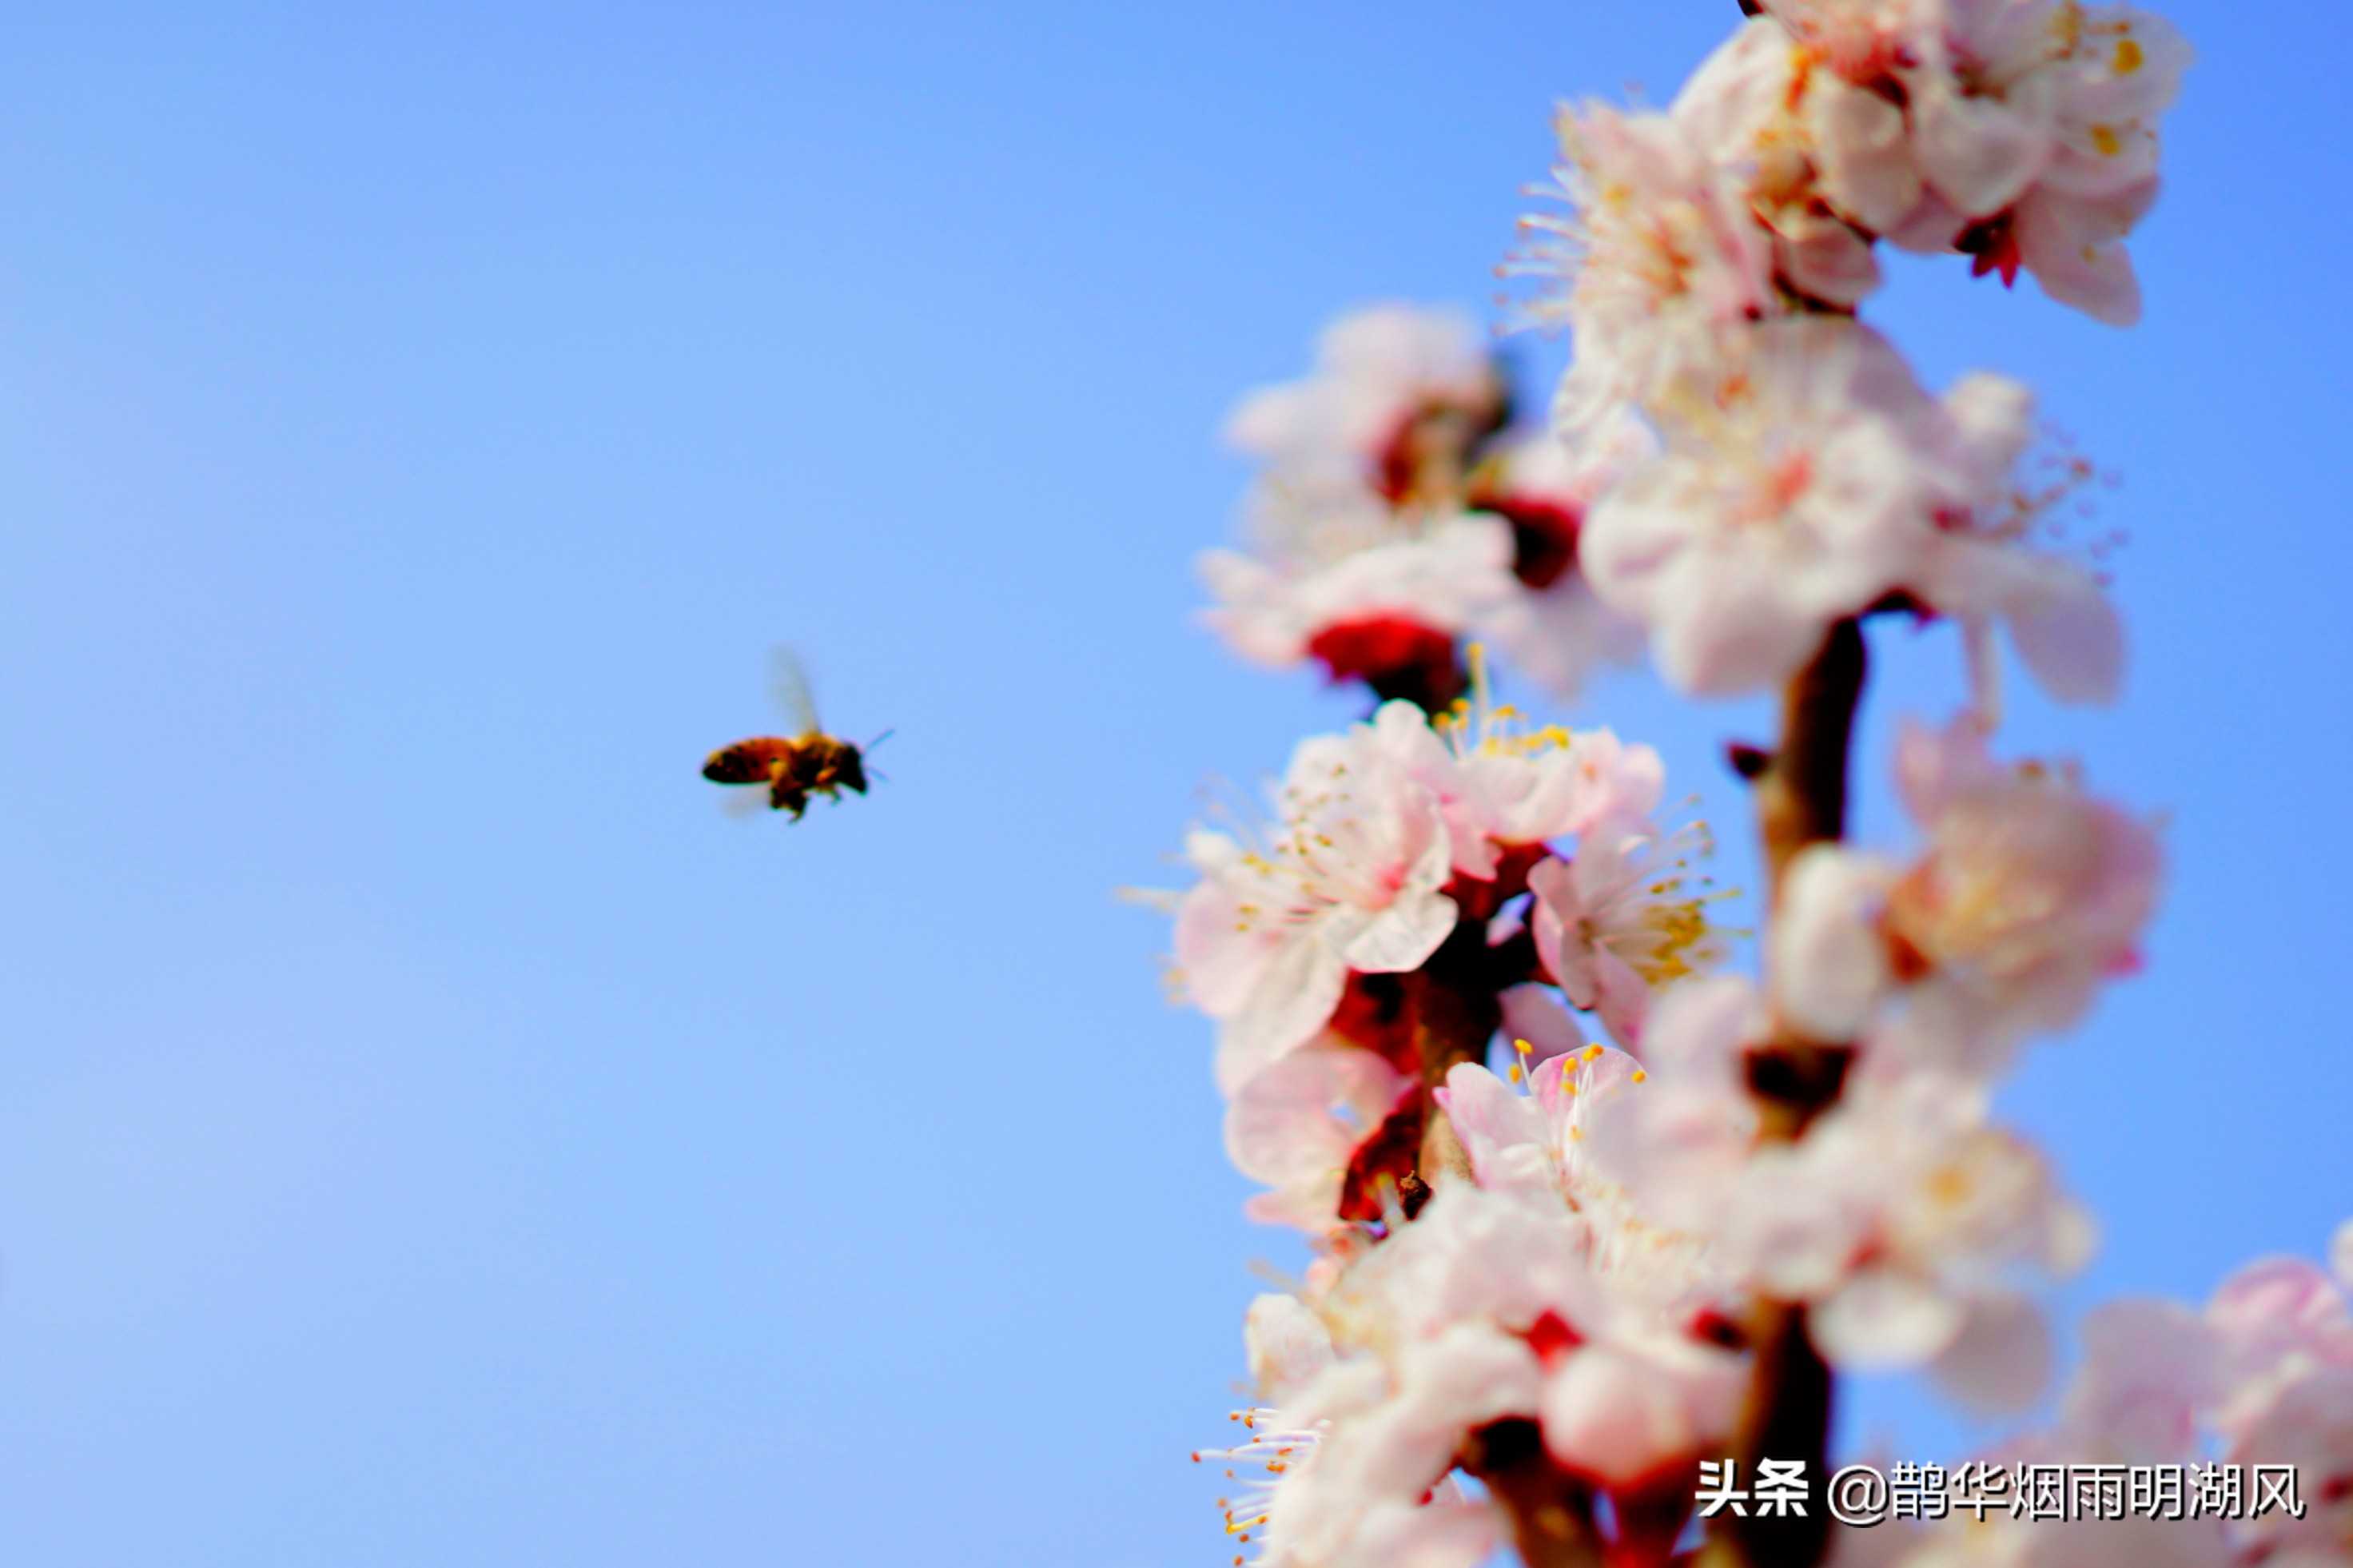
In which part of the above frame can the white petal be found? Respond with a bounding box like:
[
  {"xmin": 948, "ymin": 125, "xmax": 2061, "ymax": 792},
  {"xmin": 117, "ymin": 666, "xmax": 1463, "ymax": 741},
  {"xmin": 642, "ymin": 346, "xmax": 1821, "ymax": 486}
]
[
  {"xmin": 1812, "ymin": 1268, "xmax": 1968, "ymax": 1369},
  {"xmin": 1215, "ymin": 939, "xmax": 1352, "ymax": 1095},
  {"xmin": 2014, "ymin": 181, "xmax": 2156, "ymax": 328},
  {"xmin": 1927, "ymin": 1291, "xmax": 2053, "ymax": 1417},
  {"xmin": 2007, "ymin": 559, "xmax": 2125, "ymax": 706},
  {"xmin": 1246, "ymin": 1292, "xmax": 1337, "ymax": 1406},
  {"xmin": 1499, "ymin": 983, "xmax": 1587, "ymax": 1066},
  {"xmin": 1806, "ymin": 71, "xmax": 1921, "ymax": 234},
  {"xmin": 1541, "ymin": 1339, "xmax": 1742, "ymax": 1488},
  {"xmin": 1910, "ymin": 70, "xmax": 2056, "ymax": 219},
  {"xmin": 1771, "ymin": 845, "xmax": 1898, "ymax": 1038},
  {"xmin": 1344, "ymin": 889, "xmax": 1459, "ymax": 974},
  {"xmin": 1224, "ymin": 1044, "xmax": 1407, "ymax": 1184}
]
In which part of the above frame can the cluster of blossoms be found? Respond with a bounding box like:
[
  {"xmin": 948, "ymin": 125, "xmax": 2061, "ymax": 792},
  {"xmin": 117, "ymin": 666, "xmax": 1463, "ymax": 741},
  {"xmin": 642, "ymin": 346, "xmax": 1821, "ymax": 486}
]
[
  {"xmin": 1842, "ymin": 1226, "xmax": 2353, "ymax": 1566},
  {"xmin": 1200, "ymin": 302, "xmax": 1648, "ymax": 709},
  {"xmin": 1164, "ymin": 5, "xmax": 2343, "ymax": 1568},
  {"xmin": 1509, "ymin": 0, "xmax": 2186, "ymax": 706}
]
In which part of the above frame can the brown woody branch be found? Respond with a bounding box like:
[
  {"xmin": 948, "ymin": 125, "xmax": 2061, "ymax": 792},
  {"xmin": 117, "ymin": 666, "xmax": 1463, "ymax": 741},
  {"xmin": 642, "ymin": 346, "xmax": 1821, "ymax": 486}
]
[
  {"xmin": 1750, "ymin": 618, "xmax": 1865, "ymax": 901},
  {"xmin": 1704, "ymin": 619, "xmax": 1870, "ymax": 1568},
  {"xmin": 1462, "ymin": 1420, "xmax": 1605, "ymax": 1568},
  {"xmin": 1406, "ymin": 921, "xmax": 1511, "ymax": 1186}
]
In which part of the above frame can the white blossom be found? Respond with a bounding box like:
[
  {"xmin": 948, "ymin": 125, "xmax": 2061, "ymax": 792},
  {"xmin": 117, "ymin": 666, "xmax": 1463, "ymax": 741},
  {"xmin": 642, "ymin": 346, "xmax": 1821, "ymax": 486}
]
[
  {"xmin": 1774, "ymin": 715, "xmax": 2160, "ymax": 1065},
  {"xmin": 1176, "ymin": 725, "xmax": 1459, "ymax": 1094},
  {"xmin": 1579, "ymin": 317, "xmax": 1943, "ymax": 694},
  {"xmin": 1201, "ymin": 511, "xmax": 1517, "ymax": 683},
  {"xmin": 1226, "ymin": 302, "xmax": 1504, "ymax": 499},
  {"xmin": 1591, "ymin": 979, "xmax": 2089, "ymax": 1403},
  {"xmin": 1515, "ymin": 103, "xmax": 1778, "ymax": 442},
  {"xmin": 1531, "ymin": 816, "xmax": 1726, "ymax": 1051}
]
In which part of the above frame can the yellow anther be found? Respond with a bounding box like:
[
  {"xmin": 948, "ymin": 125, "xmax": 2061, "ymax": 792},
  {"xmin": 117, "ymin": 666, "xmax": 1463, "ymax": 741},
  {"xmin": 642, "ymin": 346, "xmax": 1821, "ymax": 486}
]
[
  {"xmin": 2090, "ymin": 124, "xmax": 2122, "ymax": 157},
  {"xmin": 1507, "ymin": 1064, "xmax": 1523, "ymax": 1083},
  {"xmin": 1583, "ymin": 1043, "xmax": 1604, "ymax": 1061},
  {"xmin": 2115, "ymin": 36, "xmax": 2144, "ymax": 73},
  {"xmin": 1631, "ymin": 1069, "xmax": 1648, "ymax": 1083}
]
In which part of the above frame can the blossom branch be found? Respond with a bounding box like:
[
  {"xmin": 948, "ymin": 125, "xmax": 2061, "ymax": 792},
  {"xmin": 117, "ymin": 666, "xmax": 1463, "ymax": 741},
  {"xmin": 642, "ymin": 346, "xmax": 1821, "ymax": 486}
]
[
  {"xmin": 1172, "ymin": 0, "xmax": 2204, "ymax": 1555},
  {"xmin": 1408, "ymin": 919, "xmax": 1525, "ymax": 1190},
  {"xmin": 1750, "ymin": 617, "xmax": 1865, "ymax": 905},
  {"xmin": 1459, "ymin": 1420, "xmax": 1604, "ymax": 1568},
  {"xmin": 1704, "ymin": 620, "xmax": 1869, "ymax": 1568}
]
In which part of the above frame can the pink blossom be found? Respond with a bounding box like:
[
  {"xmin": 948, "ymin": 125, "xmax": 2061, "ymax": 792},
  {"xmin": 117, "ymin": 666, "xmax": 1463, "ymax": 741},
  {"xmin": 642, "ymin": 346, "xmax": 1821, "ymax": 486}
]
[
  {"xmin": 1175, "ymin": 726, "xmax": 1461, "ymax": 1094},
  {"xmin": 1592, "ymin": 995, "xmax": 2088, "ymax": 1403},
  {"xmin": 2052, "ymin": 1299, "xmax": 2221, "ymax": 1462},
  {"xmin": 1497, "ymin": 982, "xmax": 1589, "ymax": 1071},
  {"xmin": 1773, "ymin": 717, "xmax": 2160, "ymax": 1062},
  {"xmin": 1225, "ymin": 302, "xmax": 1504, "ymax": 499},
  {"xmin": 1531, "ymin": 817, "xmax": 1728, "ymax": 1050},
  {"xmin": 1248, "ymin": 1292, "xmax": 1340, "ymax": 1407},
  {"xmin": 1675, "ymin": 18, "xmax": 1901, "ymax": 303},
  {"xmin": 1903, "ymin": 0, "xmax": 2191, "ymax": 322},
  {"xmin": 1539, "ymin": 1331, "xmax": 1746, "ymax": 1490},
  {"xmin": 1771, "ymin": 844, "xmax": 1903, "ymax": 1041},
  {"xmin": 2207, "ymin": 1243, "xmax": 2353, "ymax": 1443},
  {"xmin": 1869, "ymin": 1299, "xmax": 2232, "ymax": 1566},
  {"xmin": 1366, "ymin": 697, "xmax": 1583, "ymax": 882},
  {"xmin": 1578, "ymin": 317, "xmax": 1943, "ymax": 694},
  {"xmin": 1200, "ymin": 512, "xmax": 1518, "ymax": 679},
  {"xmin": 1202, "ymin": 303, "xmax": 1525, "ymax": 693},
  {"xmin": 1886, "ymin": 714, "xmax": 2160, "ymax": 1049},
  {"xmin": 1364, "ymin": 684, "xmax": 1665, "ymax": 886},
  {"xmin": 2226, "ymin": 1369, "xmax": 2353, "ymax": 1562},
  {"xmin": 1304, "ymin": 1180, "xmax": 1745, "ymax": 1499},
  {"xmin": 1436, "ymin": 1052, "xmax": 1646, "ymax": 1212},
  {"xmin": 1251, "ymin": 1325, "xmax": 1531, "ymax": 1568},
  {"xmin": 1515, "ymin": 104, "xmax": 1778, "ymax": 441},
  {"xmin": 1911, "ymin": 369, "xmax": 2125, "ymax": 708},
  {"xmin": 1764, "ymin": 0, "xmax": 1940, "ymax": 87}
]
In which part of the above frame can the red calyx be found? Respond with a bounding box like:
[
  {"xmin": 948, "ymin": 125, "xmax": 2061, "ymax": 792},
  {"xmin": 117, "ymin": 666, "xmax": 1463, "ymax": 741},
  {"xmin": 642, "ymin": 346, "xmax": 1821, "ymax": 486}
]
[
  {"xmin": 1958, "ymin": 213, "xmax": 2023, "ymax": 287},
  {"xmin": 1328, "ymin": 971, "xmax": 1420, "ymax": 1077},
  {"xmin": 1373, "ymin": 409, "xmax": 1423, "ymax": 507},
  {"xmin": 1523, "ymin": 1308, "xmax": 1583, "ymax": 1371},
  {"xmin": 1482, "ymin": 495, "xmax": 1585, "ymax": 590},
  {"xmin": 1306, "ymin": 615, "xmax": 1462, "ymax": 706},
  {"xmin": 1443, "ymin": 841, "xmax": 1553, "ymax": 922}
]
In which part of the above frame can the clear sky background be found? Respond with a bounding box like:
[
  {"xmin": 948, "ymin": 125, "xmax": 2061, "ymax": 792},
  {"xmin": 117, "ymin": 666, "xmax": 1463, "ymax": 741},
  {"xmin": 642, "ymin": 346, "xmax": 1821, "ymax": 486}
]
[{"xmin": 0, "ymin": 2, "xmax": 2344, "ymax": 1563}]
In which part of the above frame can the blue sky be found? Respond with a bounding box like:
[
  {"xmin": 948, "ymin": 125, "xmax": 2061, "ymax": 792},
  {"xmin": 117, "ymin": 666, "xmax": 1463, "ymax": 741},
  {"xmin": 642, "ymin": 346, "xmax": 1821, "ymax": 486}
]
[{"xmin": 0, "ymin": 2, "xmax": 2345, "ymax": 1563}]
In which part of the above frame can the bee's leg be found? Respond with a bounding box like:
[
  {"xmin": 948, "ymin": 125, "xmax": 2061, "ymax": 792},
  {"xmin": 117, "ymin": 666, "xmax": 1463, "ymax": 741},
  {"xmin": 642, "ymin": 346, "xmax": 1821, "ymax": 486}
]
[{"xmin": 767, "ymin": 763, "xmax": 810, "ymax": 818}]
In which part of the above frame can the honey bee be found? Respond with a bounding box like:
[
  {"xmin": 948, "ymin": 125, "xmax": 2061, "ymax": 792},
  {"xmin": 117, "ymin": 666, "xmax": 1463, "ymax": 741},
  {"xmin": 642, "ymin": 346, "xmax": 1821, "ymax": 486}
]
[{"xmin": 703, "ymin": 649, "xmax": 887, "ymax": 820}]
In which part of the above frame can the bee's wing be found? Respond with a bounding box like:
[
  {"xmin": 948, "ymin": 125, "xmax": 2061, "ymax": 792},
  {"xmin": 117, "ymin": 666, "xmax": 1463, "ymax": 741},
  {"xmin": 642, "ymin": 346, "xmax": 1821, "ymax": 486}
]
[
  {"xmin": 719, "ymin": 787, "xmax": 770, "ymax": 821},
  {"xmin": 768, "ymin": 646, "xmax": 821, "ymax": 738}
]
